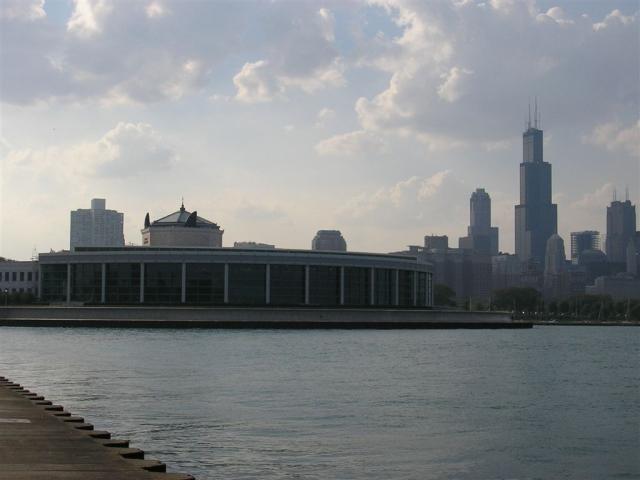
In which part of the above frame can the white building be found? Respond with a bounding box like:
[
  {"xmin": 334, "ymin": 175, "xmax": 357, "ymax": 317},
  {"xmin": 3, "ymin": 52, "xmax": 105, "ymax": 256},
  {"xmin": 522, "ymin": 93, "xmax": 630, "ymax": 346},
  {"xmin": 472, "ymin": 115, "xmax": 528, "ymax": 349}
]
[
  {"xmin": 70, "ymin": 198, "xmax": 124, "ymax": 250},
  {"xmin": 0, "ymin": 260, "xmax": 39, "ymax": 297}
]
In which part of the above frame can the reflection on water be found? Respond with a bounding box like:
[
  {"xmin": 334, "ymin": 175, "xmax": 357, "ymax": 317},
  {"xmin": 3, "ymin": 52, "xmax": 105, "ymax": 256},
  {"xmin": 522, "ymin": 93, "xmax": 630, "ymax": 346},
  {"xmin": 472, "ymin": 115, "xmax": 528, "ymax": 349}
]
[{"xmin": 0, "ymin": 326, "xmax": 638, "ymax": 479}]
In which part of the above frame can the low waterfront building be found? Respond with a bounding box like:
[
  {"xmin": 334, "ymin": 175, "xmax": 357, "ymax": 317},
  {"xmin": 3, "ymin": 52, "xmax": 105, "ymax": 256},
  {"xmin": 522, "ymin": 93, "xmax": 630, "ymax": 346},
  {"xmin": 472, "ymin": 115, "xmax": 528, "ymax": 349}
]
[
  {"xmin": 0, "ymin": 260, "xmax": 39, "ymax": 297},
  {"xmin": 142, "ymin": 202, "xmax": 223, "ymax": 248},
  {"xmin": 233, "ymin": 242, "xmax": 275, "ymax": 249},
  {"xmin": 585, "ymin": 274, "xmax": 640, "ymax": 301},
  {"xmin": 38, "ymin": 247, "xmax": 432, "ymax": 307}
]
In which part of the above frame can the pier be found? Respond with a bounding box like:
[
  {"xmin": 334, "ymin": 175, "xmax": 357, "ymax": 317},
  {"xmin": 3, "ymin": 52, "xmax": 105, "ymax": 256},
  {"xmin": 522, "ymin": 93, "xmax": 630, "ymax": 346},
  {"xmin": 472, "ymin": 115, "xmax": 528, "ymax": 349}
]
[
  {"xmin": 0, "ymin": 306, "xmax": 532, "ymax": 328},
  {"xmin": 0, "ymin": 376, "xmax": 193, "ymax": 480}
]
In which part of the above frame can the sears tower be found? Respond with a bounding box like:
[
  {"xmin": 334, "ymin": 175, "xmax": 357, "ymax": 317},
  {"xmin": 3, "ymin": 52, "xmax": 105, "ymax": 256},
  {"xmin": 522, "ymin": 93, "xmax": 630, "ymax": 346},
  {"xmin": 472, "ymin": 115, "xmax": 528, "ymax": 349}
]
[{"xmin": 515, "ymin": 103, "xmax": 557, "ymax": 265}]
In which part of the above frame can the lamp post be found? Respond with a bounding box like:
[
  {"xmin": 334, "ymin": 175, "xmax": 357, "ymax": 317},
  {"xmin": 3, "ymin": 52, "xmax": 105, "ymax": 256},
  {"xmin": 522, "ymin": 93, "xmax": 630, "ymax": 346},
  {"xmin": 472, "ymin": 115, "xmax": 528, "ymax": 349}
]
[{"xmin": 3, "ymin": 288, "xmax": 8, "ymax": 307}]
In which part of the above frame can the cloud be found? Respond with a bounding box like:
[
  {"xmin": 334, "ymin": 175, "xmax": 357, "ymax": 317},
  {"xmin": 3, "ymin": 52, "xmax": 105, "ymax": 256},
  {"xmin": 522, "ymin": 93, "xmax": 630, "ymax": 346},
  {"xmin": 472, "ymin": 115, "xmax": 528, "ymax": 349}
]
[
  {"xmin": 6, "ymin": 122, "xmax": 177, "ymax": 178},
  {"xmin": 67, "ymin": 0, "xmax": 113, "ymax": 37},
  {"xmin": 583, "ymin": 120, "xmax": 640, "ymax": 157},
  {"xmin": 322, "ymin": 1, "xmax": 639, "ymax": 151},
  {"xmin": 233, "ymin": 60, "xmax": 280, "ymax": 103},
  {"xmin": 315, "ymin": 130, "xmax": 387, "ymax": 156},
  {"xmin": 315, "ymin": 107, "xmax": 336, "ymax": 127},
  {"xmin": 0, "ymin": 0, "xmax": 45, "ymax": 21}
]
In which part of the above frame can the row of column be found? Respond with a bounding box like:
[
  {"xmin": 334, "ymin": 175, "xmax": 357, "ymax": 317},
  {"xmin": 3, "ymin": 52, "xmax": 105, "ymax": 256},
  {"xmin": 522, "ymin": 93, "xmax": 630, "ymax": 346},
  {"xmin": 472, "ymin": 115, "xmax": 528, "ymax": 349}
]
[{"xmin": 65, "ymin": 263, "xmax": 431, "ymax": 306}]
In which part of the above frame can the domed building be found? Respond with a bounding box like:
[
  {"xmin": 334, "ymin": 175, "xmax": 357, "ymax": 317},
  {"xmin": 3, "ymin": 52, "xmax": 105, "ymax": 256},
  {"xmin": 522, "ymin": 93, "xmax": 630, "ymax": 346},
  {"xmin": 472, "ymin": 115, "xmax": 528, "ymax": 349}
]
[{"xmin": 141, "ymin": 202, "xmax": 223, "ymax": 247}]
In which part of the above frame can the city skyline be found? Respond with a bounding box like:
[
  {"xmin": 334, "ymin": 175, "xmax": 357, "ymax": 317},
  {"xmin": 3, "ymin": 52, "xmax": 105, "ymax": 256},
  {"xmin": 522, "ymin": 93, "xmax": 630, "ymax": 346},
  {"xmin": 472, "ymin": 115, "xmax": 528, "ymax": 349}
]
[{"xmin": 1, "ymin": 0, "xmax": 639, "ymax": 260}]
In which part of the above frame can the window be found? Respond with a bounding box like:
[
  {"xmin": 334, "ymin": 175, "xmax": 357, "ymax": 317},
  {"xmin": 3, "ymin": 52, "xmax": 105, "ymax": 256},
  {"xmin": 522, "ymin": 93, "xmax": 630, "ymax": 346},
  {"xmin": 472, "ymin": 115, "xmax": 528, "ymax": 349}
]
[
  {"xmin": 374, "ymin": 268, "xmax": 396, "ymax": 306},
  {"xmin": 228, "ymin": 264, "xmax": 266, "ymax": 305},
  {"xmin": 309, "ymin": 266, "xmax": 340, "ymax": 306},
  {"xmin": 105, "ymin": 263, "xmax": 140, "ymax": 304},
  {"xmin": 144, "ymin": 263, "xmax": 181, "ymax": 304},
  {"xmin": 417, "ymin": 272, "xmax": 427, "ymax": 306},
  {"xmin": 27, "ymin": 272, "xmax": 33, "ymax": 282},
  {"xmin": 185, "ymin": 263, "xmax": 224, "ymax": 304},
  {"xmin": 41, "ymin": 264, "xmax": 67, "ymax": 302},
  {"xmin": 398, "ymin": 270, "xmax": 414, "ymax": 306},
  {"xmin": 344, "ymin": 267, "xmax": 370, "ymax": 306},
  {"xmin": 12, "ymin": 272, "xmax": 16, "ymax": 282},
  {"xmin": 19, "ymin": 272, "xmax": 24, "ymax": 282},
  {"xmin": 270, "ymin": 265, "xmax": 305, "ymax": 305},
  {"xmin": 70, "ymin": 264, "xmax": 101, "ymax": 303}
]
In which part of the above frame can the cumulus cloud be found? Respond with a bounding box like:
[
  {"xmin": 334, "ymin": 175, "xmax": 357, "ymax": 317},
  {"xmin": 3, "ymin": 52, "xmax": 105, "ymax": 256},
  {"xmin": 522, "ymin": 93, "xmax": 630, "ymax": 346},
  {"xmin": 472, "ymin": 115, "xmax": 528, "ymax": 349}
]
[
  {"xmin": 1, "ymin": 2, "xmax": 345, "ymax": 105},
  {"xmin": 6, "ymin": 122, "xmax": 177, "ymax": 178},
  {"xmin": 583, "ymin": 120, "xmax": 640, "ymax": 157},
  {"xmin": 322, "ymin": 1, "xmax": 639, "ymax": 152}
]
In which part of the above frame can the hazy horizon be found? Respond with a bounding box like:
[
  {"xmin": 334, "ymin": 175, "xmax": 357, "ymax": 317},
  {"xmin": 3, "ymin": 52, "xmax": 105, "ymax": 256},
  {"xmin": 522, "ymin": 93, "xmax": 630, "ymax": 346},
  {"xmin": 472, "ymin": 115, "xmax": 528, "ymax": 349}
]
[{"xmin": 1, "ymin": 0, "xmax": 638, "ymax": 260}]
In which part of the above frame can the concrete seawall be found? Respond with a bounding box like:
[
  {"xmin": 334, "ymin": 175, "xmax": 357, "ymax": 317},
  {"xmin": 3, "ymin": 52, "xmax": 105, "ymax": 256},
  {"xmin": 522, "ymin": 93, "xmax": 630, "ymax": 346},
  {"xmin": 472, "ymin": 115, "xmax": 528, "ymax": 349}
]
[
  {"xmin": 0, "ymin": 306, "xmax": 531, "ymax": 328},
  {"xmin": 0, "ymin": 375, "xmax": 194, "ymax": 479}
]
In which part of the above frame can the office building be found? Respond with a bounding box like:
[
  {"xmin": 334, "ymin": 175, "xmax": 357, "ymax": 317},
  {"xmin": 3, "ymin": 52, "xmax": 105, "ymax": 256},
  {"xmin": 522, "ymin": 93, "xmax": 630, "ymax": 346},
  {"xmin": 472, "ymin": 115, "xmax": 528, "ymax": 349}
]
[
  {"xmin": 543, "ymin": 234, "xmax": 569, "ymax": 299},
  {"xmin": 0, "ymin": 260, "xmax": 39, "ymax": 297},
  {"xmin": 459, "ymin": 188, "xmax": 499, "ymax": 255},
  {"xmin": 606, "ymin": 199, "xmax": 636, "ymax": 264},
  {"xmin": 514, "ymin": 107, "xmax": 558, "ymax": 265},
  {"xmin": 312, "ymin": 230, "xmax": 347, "ymax": 252},
  {"xmin": 570, "ymin": 231, "xmax": 600, "ymax": 264},
  {"xmin": 70, "ymin": 198, "xmax": 124, "ymax": 249},
  {"xmin": 142, "ymin": 202, "xmax": 223, "ymax": 247}
]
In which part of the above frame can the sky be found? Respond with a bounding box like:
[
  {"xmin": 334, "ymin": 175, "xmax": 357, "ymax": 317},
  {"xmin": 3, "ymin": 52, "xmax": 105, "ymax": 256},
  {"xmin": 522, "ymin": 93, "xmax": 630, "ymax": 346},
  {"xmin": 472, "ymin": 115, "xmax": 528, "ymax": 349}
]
[{"xmin": 1, "ymin": 0, "xmax": 638, "ymax": 260}]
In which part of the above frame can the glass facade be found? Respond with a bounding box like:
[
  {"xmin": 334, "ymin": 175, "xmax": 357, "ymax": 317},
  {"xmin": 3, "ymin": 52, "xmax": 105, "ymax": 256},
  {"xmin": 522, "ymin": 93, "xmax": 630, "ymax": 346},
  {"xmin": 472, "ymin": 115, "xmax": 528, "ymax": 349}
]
[
  {"xmin": 70, "ymin": 263, "xmax": 101, "ymax": 303},
  {"xmin": 374, "ymin": 268, "xmax": 396, "ymax": 306},
  {"xmin": 105, "ymin": 263, "xmax": 141, "ymax": 304},
  {"xmin": 417, "ymin": 271, "xmax": 427, "ymax": 306},
  {"xmin": 309, "ymin": 266, "xmax": 340, "ymax": 305},
  {"xmin": 270, "ymin": 265, "xmax": 305, "ymax": 305},
  {"xmin": 344, "ymin": 267, "xmax": 370, "ymax": 306},
  {"xmin": 398, "ymin": 270, "xmax": 414, "ymax": 306},
  {"xmin": 41, "ymin": 264, "xmax": 68, "ymax": 302},
  {"xmin": 144, "ymin": 263, "xmax": 182, "ymax": 304},
  {"xmin": 185, "ymin": 263, "xmax": 225, "ymax": 304},
  {"xmin": 228, "ymin": 264, "xmax": 266, "ymax": 305}
]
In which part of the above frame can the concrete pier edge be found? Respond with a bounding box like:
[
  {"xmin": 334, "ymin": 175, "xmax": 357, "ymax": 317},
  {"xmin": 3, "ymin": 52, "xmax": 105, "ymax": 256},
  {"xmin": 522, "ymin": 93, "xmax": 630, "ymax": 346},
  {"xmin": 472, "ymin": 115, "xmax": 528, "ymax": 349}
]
[{"xmin": 0, "ymin": 375, "xmax": 194, "ymax": 480}]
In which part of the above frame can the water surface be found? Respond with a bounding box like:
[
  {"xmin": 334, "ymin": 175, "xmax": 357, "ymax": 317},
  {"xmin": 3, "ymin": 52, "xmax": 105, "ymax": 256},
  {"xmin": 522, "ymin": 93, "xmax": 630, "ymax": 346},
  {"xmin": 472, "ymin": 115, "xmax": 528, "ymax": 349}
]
[{"xmin": 0, "ymin": 326, "xmax": 637, "ymax": 479}]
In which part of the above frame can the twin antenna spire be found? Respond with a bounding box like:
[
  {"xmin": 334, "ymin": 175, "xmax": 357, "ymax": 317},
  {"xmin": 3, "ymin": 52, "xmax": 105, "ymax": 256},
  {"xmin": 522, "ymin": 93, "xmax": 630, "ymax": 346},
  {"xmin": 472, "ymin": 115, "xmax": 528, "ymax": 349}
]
[{"xmin": 526, "ymin": 96, "xmax": 541, "ymax": 130}]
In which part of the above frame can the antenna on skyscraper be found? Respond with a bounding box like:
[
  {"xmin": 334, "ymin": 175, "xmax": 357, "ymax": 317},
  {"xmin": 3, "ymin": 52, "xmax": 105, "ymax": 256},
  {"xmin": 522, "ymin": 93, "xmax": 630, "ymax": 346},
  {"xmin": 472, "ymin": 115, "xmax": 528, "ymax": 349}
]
[
  {"xmin": 527, "ymin": 99, "xmax": 531, "ymax": 129},
  {"xmin": 625, "ymin": 186, "xmax": 629, "ymax": 202},
  {"xmin": 534, "ymin": 96, "xmax": 538, "ymax": 129}
]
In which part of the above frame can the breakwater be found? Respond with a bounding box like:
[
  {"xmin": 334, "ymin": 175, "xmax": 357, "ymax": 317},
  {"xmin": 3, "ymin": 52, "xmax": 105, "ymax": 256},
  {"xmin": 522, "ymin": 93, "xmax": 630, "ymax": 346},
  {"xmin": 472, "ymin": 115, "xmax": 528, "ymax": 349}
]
[
  {"xmin": 0, "ymin": 306, "xmax": 530, "ymax": 328},
  {"xmin": 0, "ymin": 375, "xmax": 193, "ymax": 479}
]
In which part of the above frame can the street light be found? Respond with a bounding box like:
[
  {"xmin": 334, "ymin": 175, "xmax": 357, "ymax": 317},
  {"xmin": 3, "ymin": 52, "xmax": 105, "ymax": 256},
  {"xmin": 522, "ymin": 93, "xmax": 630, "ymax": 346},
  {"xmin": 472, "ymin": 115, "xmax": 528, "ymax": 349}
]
[{"xmin": 3, "ymin": 289, "xmax": 8, "ymax": 307}]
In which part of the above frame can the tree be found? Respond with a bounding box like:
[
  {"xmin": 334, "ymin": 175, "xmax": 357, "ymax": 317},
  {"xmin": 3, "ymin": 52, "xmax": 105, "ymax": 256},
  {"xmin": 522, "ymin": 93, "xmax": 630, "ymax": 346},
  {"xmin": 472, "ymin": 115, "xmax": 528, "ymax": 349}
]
[
  {"xmin": 492, "ymin": 287, "xmax": 541, "ymax": 313},
  {"xmin": 433, "ymin": 284, "xmax": 456, "ymax": 307}
]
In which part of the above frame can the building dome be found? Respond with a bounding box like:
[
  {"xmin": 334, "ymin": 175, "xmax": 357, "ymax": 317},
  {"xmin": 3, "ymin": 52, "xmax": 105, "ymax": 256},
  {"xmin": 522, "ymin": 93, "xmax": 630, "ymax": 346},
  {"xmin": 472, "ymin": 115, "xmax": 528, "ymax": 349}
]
[
  {"xmin": 145, "ymin": 202, "xmax": 220, "ymax": 230},
  {"xmin": 142, "ymin": 202, "xmax": 223, "ymax": 247}
]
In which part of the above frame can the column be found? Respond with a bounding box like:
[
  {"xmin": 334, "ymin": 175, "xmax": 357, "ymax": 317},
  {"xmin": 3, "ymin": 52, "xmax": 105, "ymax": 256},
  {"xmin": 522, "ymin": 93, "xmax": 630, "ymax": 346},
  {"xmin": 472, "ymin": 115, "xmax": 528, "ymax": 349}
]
[
  {"xmin": 66, "ymin": 264, "xmax": 71, "ymax": 304},
  {"xmin": 339, "ymin": 266, "xmax": 345, "ymax": 306},
  {"xmin": 224, "ymin": 263, "xmax": 229, "ymax": 304},
  {"xmin": 101, "ymin": 263, "xmax": 106, "ymax": 304},
  {"xmin": 304, "ymin": 265, "xmax": 310, "ymax": 305},
  {"xmin": 181, "ymin": 263, "xmax": 186, "ymax": 304},
  {"xmin": 265, "ymin": 264, "xmax": 271, "ymax": 305},
  {"xmin": 394, "ymin": 269, "xmax": 399, "ymax": 306},
  {"xmin": 139, "ymin": 263, "xmax": 145, "ymax": 303},
  {"xmin": 413, "ymin": 271, "xmax": 417, "ymax": 307},
  {"xmin": 370, "ymin": 267, "xmax": 375, "ymax": 306}
]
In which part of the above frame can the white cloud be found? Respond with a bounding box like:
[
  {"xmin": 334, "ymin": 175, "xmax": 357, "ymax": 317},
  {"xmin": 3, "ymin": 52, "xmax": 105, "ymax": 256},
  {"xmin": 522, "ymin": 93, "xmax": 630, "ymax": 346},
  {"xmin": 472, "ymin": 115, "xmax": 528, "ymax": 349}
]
[
  {"xmin": 583, "ymin": 120, "xmax": 640, "ymax": 157},
  {"xmin": 6, "ymin": 122, "xmax": 177, "ymax": 178},
  {"xmin": 315, "ymin": 107, "xmax": 336, "ymax": 127},
  {"xmin": 315, "ymin": 130, "xmax": 387, "ymax": 156},
  {"xmin": 67, "ymin": 0, "xmax": 113, "ymax": 37},
  {"xmin": 437, "ymin": 66, "xmax": 473, "ymax": 102},
  {"xmin": 0, "ymin": 0, "xmax": 45, "ymax": 21},
  {"xmin": 233, "ymin": 60, "xmax": 279, "ymax": 103}
]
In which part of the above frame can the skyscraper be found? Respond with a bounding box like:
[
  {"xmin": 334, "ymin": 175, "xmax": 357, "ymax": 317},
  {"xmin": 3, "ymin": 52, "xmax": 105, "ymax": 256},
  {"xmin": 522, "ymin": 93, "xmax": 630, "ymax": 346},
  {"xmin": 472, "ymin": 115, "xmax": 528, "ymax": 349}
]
[
  {"xmin": 459, "ymin": 188, "xmax": 499, "ymax": 255},
  {"xmin": 570, "ymin": 230, "xmax": 600, "ymax": 264},
  {"xmin": 514, "ymin": 104, "xmax": 557, "ymax": 265},
  {"xmin": 311, "ymin": 230, "xmax": 347, "ymax": 251},
  {"xmin": 70, "ymin": 198, "xmax": 124, "ymax": 249},
  {"xmin": 606, "ymin": 198, "xmax": 636, "ymax": 264}
]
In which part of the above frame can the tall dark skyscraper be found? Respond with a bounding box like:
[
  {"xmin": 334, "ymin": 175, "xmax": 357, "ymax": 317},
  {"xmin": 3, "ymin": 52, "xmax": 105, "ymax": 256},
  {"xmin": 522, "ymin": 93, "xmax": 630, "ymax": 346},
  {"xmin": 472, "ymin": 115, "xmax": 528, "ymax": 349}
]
[
  {"xmin": 514, "ymin": 106, "xmax": 557, "ymax": 265},
  {"xmin": 606, "ymin": 198, "xmax": 636, "ymax": 264},
  {"xmin": 459, "ymin": 188, "xmax": 499, "ymax": 255}
]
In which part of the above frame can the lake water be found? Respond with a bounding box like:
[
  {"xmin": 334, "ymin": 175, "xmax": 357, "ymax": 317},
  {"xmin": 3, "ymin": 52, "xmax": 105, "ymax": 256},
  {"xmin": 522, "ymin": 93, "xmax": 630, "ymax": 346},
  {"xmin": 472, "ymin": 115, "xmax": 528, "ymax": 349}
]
[{"xmin": 0, "ymin": 326, "xmax": 638, "ymax": 479}]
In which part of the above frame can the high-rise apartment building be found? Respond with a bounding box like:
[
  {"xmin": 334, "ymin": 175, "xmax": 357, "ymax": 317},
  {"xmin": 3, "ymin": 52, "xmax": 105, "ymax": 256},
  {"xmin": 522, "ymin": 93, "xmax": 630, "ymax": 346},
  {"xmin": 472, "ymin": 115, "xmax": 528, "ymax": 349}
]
[
  {"xmin": 70, "ymin": 198, "xmax": 124, "ymax": 249},
  {"xmin": 514, "ymin": 107, "xmax": 557, "ymax": 265},
  {"xmin": 311, "ymin": 230, "xmax": 347, "ymax": 251},
  {"xmin": 570, "ymin": 231, "xmax": 600, "ymax": 264},
  {"xmin": 606, "ymin": 199, "xmax": 636, "ymax": 264},
  {"xmin": 459, "ymin": 188, "xmax": 499, "ymax": 255}
]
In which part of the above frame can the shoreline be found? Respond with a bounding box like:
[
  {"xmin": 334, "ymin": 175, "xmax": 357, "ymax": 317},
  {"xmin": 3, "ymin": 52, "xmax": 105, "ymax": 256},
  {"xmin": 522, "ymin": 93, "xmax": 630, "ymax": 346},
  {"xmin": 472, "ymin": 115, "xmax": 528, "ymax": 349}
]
[{"xmin": 0, "ymin": 306, "xmax": 531, "ymax": 329}]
